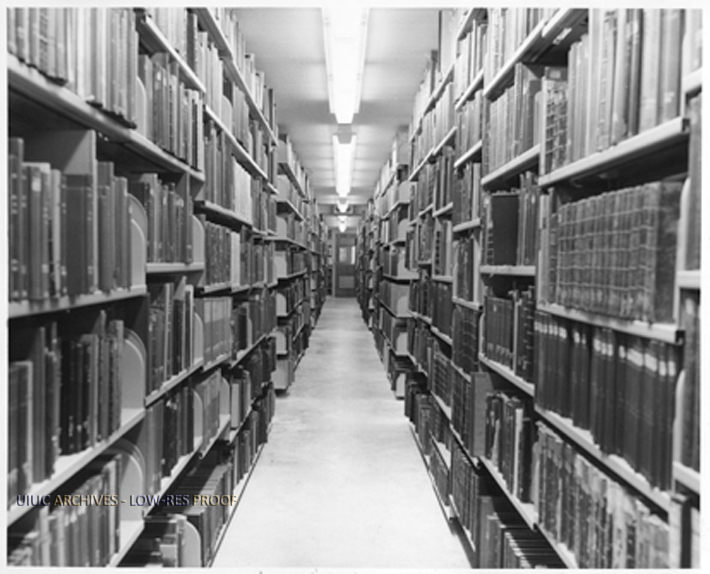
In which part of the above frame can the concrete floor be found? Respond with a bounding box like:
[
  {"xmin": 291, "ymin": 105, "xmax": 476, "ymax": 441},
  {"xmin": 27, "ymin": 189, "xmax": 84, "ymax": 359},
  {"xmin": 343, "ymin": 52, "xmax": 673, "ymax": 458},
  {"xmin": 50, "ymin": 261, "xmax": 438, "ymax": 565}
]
[{"xmin": 212, "ymin": 298, "xmax": 472, "ymax": 571}]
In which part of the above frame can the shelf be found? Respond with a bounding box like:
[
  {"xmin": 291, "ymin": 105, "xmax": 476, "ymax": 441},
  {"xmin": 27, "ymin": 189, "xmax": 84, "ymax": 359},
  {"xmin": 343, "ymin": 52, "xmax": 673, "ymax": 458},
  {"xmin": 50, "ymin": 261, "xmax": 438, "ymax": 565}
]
[
  {"xmin": 198, "ymin": 282, "xmax": 233, "ymax": 295},
  {"xmin": 278, "ymin": 162, "xmax": 309, "ymax": 201},
  {"xmin": 452, "ymin": 297, "xmax": 481, "ymax": 311},
  {"xmin": 386, "ymin": 237, "xmax": 407, "ymax": 248},
  {"xmin": 232, "ymin": 333, "xmax": 269, "ymax": 367},
  {"xmin": 199, "ymin": 414, "xmax": 231, "ymax": 459},
  {"xmin": 192, "ymin": 9, "xmax": 276, "ymax": 145},
  {"xmin": 677, "ymin": 270, "xmax": 701, "ymax": 290},
  {"xmin": 539, "ymin": 117, "xmax": 689, "ymax": 187},
  {"xmin": 535, "ymin": 406, "xmax": 671, "ymax": 512},
  {"xmin": 411, "ymin": 62, "xmax": 457, "ymax": 143},
  {"xmin": 480, "ymin": 265, "xmax": 536, "ymax": 277},
  {"xmin": 145, "ymin": 361, "xmax": 204, "ymax": 408},
  {"xmin": 146, "ymin": 263, "xmax": 205, "ymax": 275},
  {"xmin": 479, "ymin": 355, "xmax": 535, "ymax": 397},
  {"xmin": 8, "ymin": 409, "xmax": 145, "ymax": 526},
  {"xmin": 453, "ymin": 140, "xmax": 483, "ymax": 169},
  {"xmin": 432, "ymin": 275, "xmax": 454, "ymax": 284},
  {"xmin": 275, "ymin": 198, "xmax": 305, "ymax": 221},
  {"xmin": 481, "ymin": 144, "xmax": 541, "ymax": 189},
  {"xmin": 452, "ymin": 218, "xmax": 482, "ymax": 234},
  {"xmin": 419, "ymin": 203, "xmax": 435, "ymax": 218},
  {"xmin": 537, "ymin": 526, "xmax": 580, "ymax": 569},
  {"xmin": 455, "ymin": 8, "xmax": 485, "ymax": 41},
  {"xmin": 8, "ymin": 55, "xmax": 204, "ymax": 181},
  {"xmin": 431, "ymin": 326, "xmax": 453, "ymax": 346},
  {"xmin": 195, "ymin": 200, "xmax": 252, "ymax": 229},
  {"xmin": 432, "ymin": 393, "xmax": 453, "ymax": 422},
  {"xmin": 277, "ymin": 300, "xmax": 304, "ymax": 319},
  {"xmin": 108, "ymin": 520, "xmax": 145, "ymax": 567},
  {"xmin": 455, "ymin": 69, "xmax": 485, "ymax": 111},
  {"xmin": 537, "ymin": 303, "xmax": 681, "ymax": 344},
  {"xmin": 541, "ymin": 8, "xmax": 588, "ymax": 45},
  {"xmin": 135, "ymin": 11, "xmax": 206, "ymax": 93},
  {"xmin": 451, "ymin": 362, "xmax": 472, "ymax": 385},
  {"xmin": 479, "ymin": 457, "xmax": 537, "ymax": 530},
  {"xmin": 156, "ymin": 450, "xmax": 199, "ymax": 501},
  {"xmin": 277, "ymin": 268, "xmax": 308, "ymax": 281},
  {"xmin": 9, "ymin": 286, "xmax": 148, "ymax": 319},
  {"xmin": 432, "ymin": 127, "xmax": 457, "ymax": 159},
  {"xmin": 673, "ymin": 461, "xmax": 700, "ymax": 495},
  {"xmin": 409, "ymin": 425, "xmax": 454, "ymax": 521},
  {"xmin": 380, "ymin": 300, "xmax": 410, "ymax": 319},
  {"xmin": 682, "ymin": 67, "xmax": 702, "ymax": 97},
  {"xmin": 483, "ymin": 19, "xmax": 547, "ymax": 101},
  {"xmin": 202, "ymin": 353, "xmax": 229, "ymax": 373},
  {"xmin": 268, "ymin": 236, "xmax": 308, "ymax": 250},
  {"xmin": 209, "ymin": 442, "xmax": 266, "ymax": 566},
  {"xmin": 382, "ymin": 273, "xmax": 418, "ymax": 282},
  {"xmin": 203, "ymin": 105, "xmax": 271, "ymax": 183},
  {"xmin": 384, "ymin": 199, "xmax": 411, "ymax": 220},
  {"xmin": 409, "ymin": 149, "xmax": 433, "ymax": 181},
  {"xmin": 409, "ymin": 311, "xmax": 433, "ymax": 326},
  {"xmin": 433, "ymin": 202, "xmax": 454, "ymax": 218}
]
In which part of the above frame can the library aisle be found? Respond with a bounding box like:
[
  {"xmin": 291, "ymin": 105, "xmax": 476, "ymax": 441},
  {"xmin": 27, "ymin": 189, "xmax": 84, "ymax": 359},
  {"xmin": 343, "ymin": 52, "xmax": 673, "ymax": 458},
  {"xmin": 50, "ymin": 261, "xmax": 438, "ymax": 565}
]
[{"xmin": 212, "ymin": 298, "xmax": 471, "ymax": 569}]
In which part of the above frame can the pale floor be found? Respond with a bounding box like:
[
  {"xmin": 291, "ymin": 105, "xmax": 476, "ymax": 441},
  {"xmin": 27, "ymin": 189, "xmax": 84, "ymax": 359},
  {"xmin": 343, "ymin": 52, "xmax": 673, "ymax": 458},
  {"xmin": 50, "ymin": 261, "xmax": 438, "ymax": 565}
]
[{"xmin": 211, "ymin": 298, "xmax": 472, "ymax": 572}]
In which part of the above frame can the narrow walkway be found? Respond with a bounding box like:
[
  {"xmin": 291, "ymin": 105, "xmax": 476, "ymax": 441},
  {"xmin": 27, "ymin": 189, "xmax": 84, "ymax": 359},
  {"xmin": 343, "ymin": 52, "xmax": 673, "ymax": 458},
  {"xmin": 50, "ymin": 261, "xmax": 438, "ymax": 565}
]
[{"xmin": 212, "ymin": 298, "xmax": 471, "ymax": 570}]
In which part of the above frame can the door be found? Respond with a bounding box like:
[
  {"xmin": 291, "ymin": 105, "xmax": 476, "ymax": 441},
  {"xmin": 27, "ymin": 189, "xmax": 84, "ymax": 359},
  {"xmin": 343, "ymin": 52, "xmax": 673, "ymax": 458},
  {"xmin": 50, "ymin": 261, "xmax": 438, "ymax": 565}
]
[{"xmin": 334, "ymin": 233, "xmax": 357, "ymax": 297}]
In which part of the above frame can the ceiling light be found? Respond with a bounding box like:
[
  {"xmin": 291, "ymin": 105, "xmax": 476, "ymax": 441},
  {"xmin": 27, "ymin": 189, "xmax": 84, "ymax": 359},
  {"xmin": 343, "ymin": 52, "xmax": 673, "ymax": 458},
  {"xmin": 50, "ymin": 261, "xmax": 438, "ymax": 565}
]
[
  {"xmin": 337, "ymin": 199, "xmax": 349, "ymax": 213},
  {"xmin": 338, "ymin": 218, "xmax": 347, "ymax": 233},
  {"xmin": 322, "ymin": 7, "xmax": 369, "ymax": 124},
  {"xmin": 333, "ymin": 134, "xmax": 356, "ymax": 197}
]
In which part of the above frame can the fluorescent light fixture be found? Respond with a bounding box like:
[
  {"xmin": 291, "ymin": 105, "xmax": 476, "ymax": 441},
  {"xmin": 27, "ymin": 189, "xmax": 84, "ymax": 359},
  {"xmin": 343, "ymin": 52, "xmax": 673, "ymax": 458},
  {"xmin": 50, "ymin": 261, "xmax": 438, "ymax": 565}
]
[
  {"xmin": 337, "ymin": 199, "xmax": 349, "ymax": 213},
  {"xmin": 333, "ymin": 134, "xmax": 356, "ymax": 197},
  {"xmin": 338, "ymin": 217, "xmax": 347, "ymax": 233},
  {"xmin": 322, "ymin": 7, "xmax": 369, "ymax": 124}
]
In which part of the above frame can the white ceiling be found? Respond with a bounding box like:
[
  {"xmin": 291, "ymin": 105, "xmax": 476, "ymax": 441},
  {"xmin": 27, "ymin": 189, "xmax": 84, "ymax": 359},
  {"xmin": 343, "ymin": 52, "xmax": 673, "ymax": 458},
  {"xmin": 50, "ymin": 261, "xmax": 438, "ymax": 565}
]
[{"xmin": 234, "ymin": 8, "xmax": 441, "ymax": 210}]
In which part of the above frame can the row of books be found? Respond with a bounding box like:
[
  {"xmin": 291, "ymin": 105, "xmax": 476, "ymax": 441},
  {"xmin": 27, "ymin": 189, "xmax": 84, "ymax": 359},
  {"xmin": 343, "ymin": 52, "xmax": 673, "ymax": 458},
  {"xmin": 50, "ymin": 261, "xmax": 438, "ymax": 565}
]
[
  {"xmin": 483, "ymin": 286, "xmax": 536, "ymax": 382},
  {"xmin": 379, "ymin": 313, "xmax": 409, "ymax": 355},
  {"xmin": 138, "ymin": 51, "xmax": 204, "ymax": 170},
  {"xmin": 203, "ymin": 220, "xmax": 241, "ymax": 287},
  {"xmin": 411, "ymin": 213, "xmax": 434, "ymax": 265},
  {"xmin": 533, "ymin": 311, "xmax": 680, "ymax": 491},
  {"xmin": 485, "ymin": 392, "xmax": 534, "ymax": 503},
  {"xmin": 275, "ymin": 174, "xmax": 307, "ymax": 215},
  {"xmin": 483, "ymin": 181, "xmax": 540, "ymax": 267},
  {"xmin": 453, "ymin": 233, "xmax": 480, "ymax": 303},
  {"xmin": 8, "ymin": 141, "xmax": 133, "ymax": 301},
  {"xmin": 431, "ymin": 281, "xmax": 454, "ymax": 338},
  {"xmin": 276, "ymin": 278, "xmax": 306, "ymax": 317},
  {"xmin": 452, "ymin": 304, "xmax": 481, "ymax": 377},
  {"xmin": 483, "ymin": 8, "xmax": 554, "ymax": 83},
  {"xmin": 8, "ymin": 451, "xmax": 123, "ymax": 566},
  {"xmin": 678, "ymin": 292, "xmax": 699, "ymax": 472},
  {"xmin": 273, "ymin": 245, "xmax": 307, "ymax": 278},
  {"xmin": 535, "ymin": 423, "xmax": 670, "ymax": 568},
  {"xmin": 131, "ymin": 173, "xmax": 194, "ymax": 265},
  {"xmin": 483, "ymin": 63, "xmax": 542, "ymax": 174},
  {"xmin": 203, "ymin": 123, "xmax": 255, "ymax": 221},
  {"xmin": 148, "ymin": 280, "xmax": 196, "ymax": 394},
  {"xmin": 452, "ymin": 161, "xmax": 482, "ymax": 227},
  {"xmin": 431, "ymin": 347, "xmax": 453, "ymax": 408},
  {"xmin": 433, "ymin": 220, "xmax": 454, "ymax": 277},
  {"xmin": 409, "ymin": 52, "xmax": 444, "ymax": 142},
  {"xmin": 545, "ymin": 181, "xmax": 682, "ymax": 324},
  {"xmin": 684, "ymin": 94, "xmax": 701, "ymax": 271},
  {"xmin": 9, "ymin": 315, "xmax": 125, "ymax": 502},
  {"xmin": 453, "ymin": 15, "xmax": 487, "ymax": 102},
  {"xmin": 411, "ymin": 82, "xmax": 456, "ymax": 169},
  {"xmin": 233, "ymin": 292, "xmax": 277, "ymax": 356},
  {"xmin": 451, "ymin": 370, "xmax": 494, "ymax": 461},
  {"xmin": 195, "ymin": 372, "xmax": 227, "ymax": 455},
  {"xmin": 407, "ymin": 318, "xmax": 433, "ymax": 376},
  {"xmin": 547, "ymin": 10, "xmax": 695, "ymax": 171},
  {"xmin": 379, "ymin": 280, "xmax": 410, "ymax": 317},
  {"xmin": 456, "ymin": 90, "xmax": 484, "ymax": 160},
  {"xmin": 275, "ymin": 211, "xmax": 307, "ymax": 245},
  {"xmin": 380, "ymin": 246, "xmax": 408, "ymax": 278},
  {"xmin": 8, "ymin": 8, "xmax": 139, "ymax": 128},
  {"xmin": 197, "ymin": 297, "xmax": 231, "ymax": 365},
  {"xmin": 408, "ymin": 270, "xmax": 431, "ymax": 320}
]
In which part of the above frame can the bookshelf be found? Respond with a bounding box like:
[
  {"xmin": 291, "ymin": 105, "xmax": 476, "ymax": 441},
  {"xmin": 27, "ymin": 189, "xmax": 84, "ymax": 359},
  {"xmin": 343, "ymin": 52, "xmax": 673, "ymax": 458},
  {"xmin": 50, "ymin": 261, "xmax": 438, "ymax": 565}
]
[
  {"xmin": 358, "ymin": 7, "xmax": 701, "ymax": 568},
  {"xmin": 6, "ymin": 7, "xmax": 324, "ymax": 567}
]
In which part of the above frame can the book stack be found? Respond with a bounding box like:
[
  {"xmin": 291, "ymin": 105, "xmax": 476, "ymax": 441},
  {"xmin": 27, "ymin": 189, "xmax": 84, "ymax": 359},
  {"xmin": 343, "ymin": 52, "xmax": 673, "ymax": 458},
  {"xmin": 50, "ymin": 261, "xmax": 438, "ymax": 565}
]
[
  {"xmin": 197, "ymin": 296, "xmax": 231, "ymax": 366},
  {"xmin": 7, "ymin": 141, "xmax": 134, "ymax": 302},
  {"xmin": 431, "ymin": 281, "xmax": 453, "ymax": 337},
  {"xmin": 155, "ymin": 384, "xmax": 196, "ymax": 479},
  {"xmin": 203, "ymin": 220, "xmax": 240, "ymax": 287},
  {"xmin": 452, "ymin": 372, "xmax": 495, "ymax": 458},
  {"xmin": 431, "ymin": 346, "xmax": 452, "ymax": 407},
  {"xmin": 483, "ymin": 285, "xmax": 535, "ymax": 380},
  {"xmin": 8, "ymin": 452, "xmax": 123, "ymax": 567},
  {"xmin": 678, "ymin": 293, "xmax": 700, "ymax": 473},
  {"xmin": 484, "ymin": 392, "xmax": 534, "ymax": 502},
  {"xmin": 547, "ymin": 181, "xmax": 682, "ymax": 323},
  {"xmin": 433, "ymin": 219, "xmax": 454, "ymax": 277},
  {"xmin": 535, "ymin": 423, "xmax": 670, "ymax": 568},
  {"xmin": 147, "ymin": 280, "xmax": 196, "ymax": 393},
  {"xmin": 457, "ymin": 91, "xmax": 484, "ymax": 158},
  {"xmin": 453, "ymin": 16, "xmax": 488, "ymax": 102},
  {"xmin": 483, "ymin": 64, "xmax": 542, "ymax": 174},
  {"xmin": 452, "ymin": 162, "xmax": 482, "ymax": 227},
  {"xmin": 534, "ymin": 311, "xmax": 680, "ymax": 491},
  {"xmin": 452, "ymin": 304, "xmax": 480, "ymax": 374},
  {"xmin": 129, "ymin": 173, "xmax": 193, "ymax": 265}
]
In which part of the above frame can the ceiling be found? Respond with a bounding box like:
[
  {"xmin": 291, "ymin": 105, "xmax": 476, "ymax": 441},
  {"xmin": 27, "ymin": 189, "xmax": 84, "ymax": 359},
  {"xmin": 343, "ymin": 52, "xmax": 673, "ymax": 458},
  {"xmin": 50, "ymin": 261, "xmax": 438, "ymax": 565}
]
[{"xmin": 234, "ymin": 8, "xmax": 441, "ymax": 223}]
